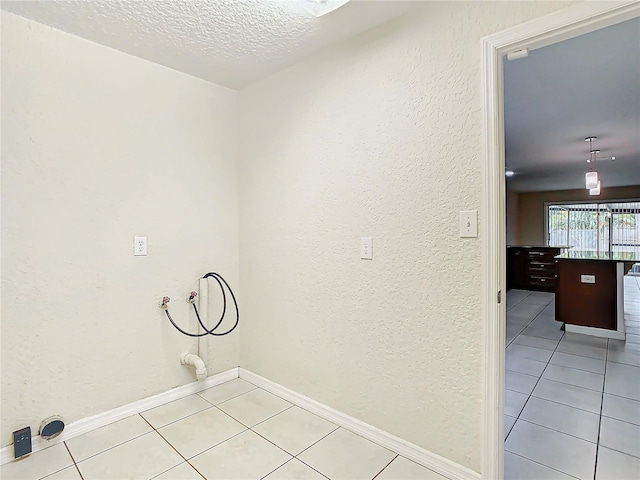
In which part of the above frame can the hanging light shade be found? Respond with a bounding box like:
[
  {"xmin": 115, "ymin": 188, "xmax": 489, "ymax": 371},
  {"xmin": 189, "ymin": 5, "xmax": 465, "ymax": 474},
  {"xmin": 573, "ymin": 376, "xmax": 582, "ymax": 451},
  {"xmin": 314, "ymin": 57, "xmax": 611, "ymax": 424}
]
[
  {"xmin": 586, "ymin": 171, "xmax": 599, "ymax": 189},
  {"xmin": 584, "ymin": 137, "xmax": 600, "ymax": 189},
  {"xmin": 589, "ymin": 181, "xmax": 601, "ymax": 196}
]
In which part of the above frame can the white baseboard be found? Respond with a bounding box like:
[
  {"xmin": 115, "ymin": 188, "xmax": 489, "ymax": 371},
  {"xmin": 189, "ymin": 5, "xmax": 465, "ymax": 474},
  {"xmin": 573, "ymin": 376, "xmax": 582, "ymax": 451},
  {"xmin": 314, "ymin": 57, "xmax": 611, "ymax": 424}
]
[
  {"xmin": 0, "ymin": 368, "xmax": 239, "ymax": 466},
  {"xmin": 3, "ymin": 367, "xmax": 480, "ymax": 480},
  {"xmin": 239, "ymin": 369, "xmax": 481, "ymax": 480}
]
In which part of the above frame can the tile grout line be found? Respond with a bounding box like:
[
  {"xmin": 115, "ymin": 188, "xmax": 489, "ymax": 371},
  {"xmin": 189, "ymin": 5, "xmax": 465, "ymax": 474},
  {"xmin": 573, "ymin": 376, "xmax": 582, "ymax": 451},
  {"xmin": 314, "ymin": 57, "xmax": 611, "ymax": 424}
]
[
  {"xmin": 292, "ymin": 426, "xmax": 341, "ymax": 458},
  {"xmin": 218, "ymin": 401, "xmax": 296, "ymax": 431},
  {"xmin": 593, "ymin": 444, "xmax": 640, "ymax": 461},
  {"xmin": 137, "ymin": 379, "xmax": 259, "ymax": 432},
  {"xmin": 514, "ymin": 418, "xmax": 598, "ymax": 445},
  {"xmin": 521, "ymin": 370, "xmax": 604, "ymax": 393},
  {"xmin": 257, "ymin": 456, "xmax": 329, "ymax": 480},
  {"xmin": 62, "ymin": 441, "xmax": 84, "ymax": 480},
  {"xmin": 547, "ymin": 350, "xmax": 609, "ymax": 374},
  {"xmin": 245, "ymin": 386, "xmax": 410, "ymax": 475},
  {"xmin": 508, "ymin": 332, "xmax": 563, "ymax": 429},
  {"xmin": 139, "ymin": 414, "xmax": 207, "ymax": 480},
  {"xmin": 506, "ymin": 290, "xmax": 531, "ymax": 311},
  {"xmin": 371, "ymin": 453, "xmax": 400, "ymax": 480},
  {"xmin": 592, "ymin": 339, "xmax": 609, "ymax": 480},
  {"xmin": 200, "ymin": 383, "xmax": 259, "ymax": 409},
  {"xmin": 526, "ymin": 381, "xmax": 603, "ymax": 415},
  {"xmin": 553, "ymin": 346, "xmax": 609, "ymax": 362},
  {"xmin": 289, "ymin": 457, "xmax": 331, "ymax": 480},
  {"xmin": 505, "ymin": 294, "xmax": 564, "ymax": 442},
  {"xmin": 503, "ymin": 451, "xmax": 583, "ymax": 480},
  {"xmin": 506, "ymin": 289, "xmax": 628, "ymax": 479},
  {"xmin": 170, "ymin": 382, "xmax": 401, "ymax": 480},
  {"xmin": 506, "ymin": 296, "xmax": 555, "ymax": 348},
  {"xmin": 142, "ymin": 405, "xmax": 213, "ymax": 430},
  {"xmin": 599, "ymin": 409, "xmax": 640, "ymax": 427},
  {"xmin": 154, "ymin": 395, "xmax": 297, "ymax": 470},
  {"xmin": 60, "ymin": 420, "xmax": 153, "ymax": 465},
  {"xmin": 505, "ymin": 290, "xmax": 534, "ymax": 344}
]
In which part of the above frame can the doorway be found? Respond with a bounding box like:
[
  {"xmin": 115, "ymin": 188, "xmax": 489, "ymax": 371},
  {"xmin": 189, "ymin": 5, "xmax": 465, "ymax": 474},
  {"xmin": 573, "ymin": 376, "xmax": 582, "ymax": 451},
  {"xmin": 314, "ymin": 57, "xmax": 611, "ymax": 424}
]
[{"xmin": 481, "ymin": 2, "xmax": 640, "ymax": 478}]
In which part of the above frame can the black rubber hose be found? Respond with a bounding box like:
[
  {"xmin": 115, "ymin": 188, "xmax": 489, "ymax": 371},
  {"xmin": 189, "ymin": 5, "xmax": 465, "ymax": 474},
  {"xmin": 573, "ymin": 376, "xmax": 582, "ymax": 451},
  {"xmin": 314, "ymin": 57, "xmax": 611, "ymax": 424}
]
[
  {"xmin": 164, "ymin": 271, "xmax": 239, "ymax": 337},
  {"xmin": 198, "ymin": 272, "xmax": 239, "ymax": 336},
  {"xmin": 164, "ymin": 309, "xmax": 209, "ymax": 338},
  {"xmin": 193, "ymin": 273, "xmax": 227, "ymax": 334}
]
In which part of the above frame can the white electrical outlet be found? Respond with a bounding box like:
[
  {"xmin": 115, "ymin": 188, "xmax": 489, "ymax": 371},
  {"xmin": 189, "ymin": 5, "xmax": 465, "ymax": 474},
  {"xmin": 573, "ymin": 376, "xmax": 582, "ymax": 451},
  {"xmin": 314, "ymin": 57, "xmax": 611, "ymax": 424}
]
[
  {"xmin": 460, "ymin": 210, "xmax": 478, "ymax": 238},
  {"xmin": 134, "ymin": 236, "xmax": 147, "ymax": 256},
  {"xmin": 360, "ymin": 237, "xmax": 373, "ymax": 260}
]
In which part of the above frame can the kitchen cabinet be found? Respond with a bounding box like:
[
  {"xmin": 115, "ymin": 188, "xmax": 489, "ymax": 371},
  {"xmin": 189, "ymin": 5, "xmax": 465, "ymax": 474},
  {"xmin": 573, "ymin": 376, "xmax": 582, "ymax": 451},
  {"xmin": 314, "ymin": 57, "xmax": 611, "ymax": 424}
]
[{"xmin": 507, "ymin": 246, "xmax": 566, "ymax": 292}]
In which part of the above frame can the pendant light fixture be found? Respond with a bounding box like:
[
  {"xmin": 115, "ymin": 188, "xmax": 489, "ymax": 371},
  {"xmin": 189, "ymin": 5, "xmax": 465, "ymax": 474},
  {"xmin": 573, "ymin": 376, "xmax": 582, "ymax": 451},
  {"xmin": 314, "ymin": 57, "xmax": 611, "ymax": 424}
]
[{"xmin": 585, "ymin": 136, "xmax": 599, "ymax": 190}]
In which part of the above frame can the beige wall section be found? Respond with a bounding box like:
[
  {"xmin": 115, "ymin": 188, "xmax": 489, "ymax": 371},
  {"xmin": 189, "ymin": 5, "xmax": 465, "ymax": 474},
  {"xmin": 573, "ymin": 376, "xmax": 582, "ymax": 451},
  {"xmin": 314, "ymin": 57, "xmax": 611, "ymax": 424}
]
[
  {"xmin": 518, "ymin": 185, "xmax": 640, "ymax": 245},
  {"xmin": 1, "ymin": 13, "xmax": 240, "ymax": 446},
  {"xmin": 506, "ymin": 188, "xmax": 520, "ymax": 245},
  {"xmin": 238, "ymin": 1, "xmax": 574, "ymax": 472}
]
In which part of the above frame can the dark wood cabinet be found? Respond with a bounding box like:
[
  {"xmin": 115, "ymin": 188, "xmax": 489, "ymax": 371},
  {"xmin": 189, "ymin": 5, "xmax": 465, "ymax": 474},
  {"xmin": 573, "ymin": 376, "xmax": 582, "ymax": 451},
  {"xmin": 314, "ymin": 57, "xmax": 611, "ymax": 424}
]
[
  {"xmin": 507, "ymin": 246, "xmax": 564, "ymax": 292},
  {"xmin": 555, "ymin": 258, "xmax": 617, "ymax": 330},
  {"xmin": 508, "ymin": 248, "xmax": 528, "ymax": 289}
]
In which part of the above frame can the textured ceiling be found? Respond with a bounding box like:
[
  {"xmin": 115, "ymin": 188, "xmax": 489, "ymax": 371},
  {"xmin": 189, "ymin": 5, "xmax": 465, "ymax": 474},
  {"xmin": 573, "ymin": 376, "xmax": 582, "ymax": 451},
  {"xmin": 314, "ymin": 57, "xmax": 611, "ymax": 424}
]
[
  {"xmin": 3, "ymin": 1, "xmax": 638, "ymax": 193},
  {"xmin": 0, "ymin": 0, "xmax": 418, "ymax": 89},
  {"xmin": 504, "ymin": 17, "xmax": 640, "ymax": 192}
]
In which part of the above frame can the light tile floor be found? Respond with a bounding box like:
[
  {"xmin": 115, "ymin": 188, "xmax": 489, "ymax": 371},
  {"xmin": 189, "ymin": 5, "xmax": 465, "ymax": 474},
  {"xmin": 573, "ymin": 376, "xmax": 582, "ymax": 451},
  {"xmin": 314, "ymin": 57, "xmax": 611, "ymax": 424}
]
[
  {"xmin": 505, "ymin": 276, "xmax": 640, "ymax": 480},
  {"xmin": 1, "ymin": 379, "xmax": 448, "ymax": 480},
  {"xmin": 5, "ymin": 279, "xmax": 639, "ymax": 480}
]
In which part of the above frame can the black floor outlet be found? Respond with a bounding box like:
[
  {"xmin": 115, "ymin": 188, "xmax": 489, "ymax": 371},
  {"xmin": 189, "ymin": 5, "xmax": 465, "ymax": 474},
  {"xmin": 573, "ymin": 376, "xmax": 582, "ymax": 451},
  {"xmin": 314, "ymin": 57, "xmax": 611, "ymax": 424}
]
[{"xmin": 13, "ymin": 426, "xmax": 32, "ymax": 459}]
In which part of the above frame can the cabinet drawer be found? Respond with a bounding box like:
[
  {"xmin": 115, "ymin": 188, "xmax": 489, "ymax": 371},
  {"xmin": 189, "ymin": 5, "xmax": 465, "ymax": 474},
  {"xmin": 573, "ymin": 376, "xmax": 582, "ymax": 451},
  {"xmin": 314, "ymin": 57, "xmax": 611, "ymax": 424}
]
[
  {"xmin": 529, "ymin": 269, "xmax": 556, "ymax": 279},
  {"xmin": 529, "ymin": 277, "xmax": 556, "ymax": 289},
  {"xmin": 529, "ymin": 262, "xmax": 557, "ymax": 270},
  {"xmin": 528, "ymin": 252, "xmax": 558, "ymax": 261},
  {"xmin": 529, "ymin": 260, "xmax": 556, "ymax": 268}
]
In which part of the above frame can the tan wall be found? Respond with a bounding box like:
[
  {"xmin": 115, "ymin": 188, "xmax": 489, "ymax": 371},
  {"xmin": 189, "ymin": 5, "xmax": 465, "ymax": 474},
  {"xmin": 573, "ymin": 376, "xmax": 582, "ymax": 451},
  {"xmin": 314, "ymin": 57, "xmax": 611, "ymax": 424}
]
[
  {"xmin": 518, "ymin": 186, "xmax": 640, "ymax": 245},
  {"xmin": 506, "ymin": 188, "xmax": 520, "ymax": 245}
]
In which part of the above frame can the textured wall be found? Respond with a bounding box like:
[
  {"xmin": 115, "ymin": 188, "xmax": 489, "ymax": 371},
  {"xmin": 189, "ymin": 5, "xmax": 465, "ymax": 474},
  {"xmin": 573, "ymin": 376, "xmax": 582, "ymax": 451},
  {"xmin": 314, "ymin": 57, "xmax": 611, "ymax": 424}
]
[
  {"xmin": 518, "ymin": 185, "xmax": 640, "ymax": 245},
  {"xmin": 1, "ymin": 13, "xmax": 239, "ymax": 446},
  {"xmin": 238, "ymin": 1, "xmax": 576, "ymax": 472}
]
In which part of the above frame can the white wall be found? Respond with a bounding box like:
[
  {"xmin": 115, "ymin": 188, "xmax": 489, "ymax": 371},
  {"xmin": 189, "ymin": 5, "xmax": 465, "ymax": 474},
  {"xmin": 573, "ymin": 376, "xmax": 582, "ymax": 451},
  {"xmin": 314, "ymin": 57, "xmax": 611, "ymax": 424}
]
[
  {"xmin": 1, "ymin": 12, "xmax": 240, "ymax": 446},
  {"xmin": 238, "ymin": 1, "xmax": 575, "ymax": 472}
]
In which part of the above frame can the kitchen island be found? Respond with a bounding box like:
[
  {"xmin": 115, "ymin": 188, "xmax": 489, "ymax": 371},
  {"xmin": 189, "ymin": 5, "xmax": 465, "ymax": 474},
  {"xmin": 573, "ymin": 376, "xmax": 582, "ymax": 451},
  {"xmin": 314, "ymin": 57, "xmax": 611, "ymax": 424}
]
[{"xmin": 555, "ymin": 250, "xmax": 637, "ymax": 339}]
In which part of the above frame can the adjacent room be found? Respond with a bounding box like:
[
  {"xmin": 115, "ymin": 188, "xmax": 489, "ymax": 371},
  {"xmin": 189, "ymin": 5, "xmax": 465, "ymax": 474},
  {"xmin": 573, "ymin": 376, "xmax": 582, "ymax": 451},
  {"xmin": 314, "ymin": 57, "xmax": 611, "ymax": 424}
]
[
  {"xmin": 1, "ymin": 1, "xmax": 638, "ymax": 480},
  {"xmin": 503, "ymin": 16, "xmax": 640, "ymax": 480}
]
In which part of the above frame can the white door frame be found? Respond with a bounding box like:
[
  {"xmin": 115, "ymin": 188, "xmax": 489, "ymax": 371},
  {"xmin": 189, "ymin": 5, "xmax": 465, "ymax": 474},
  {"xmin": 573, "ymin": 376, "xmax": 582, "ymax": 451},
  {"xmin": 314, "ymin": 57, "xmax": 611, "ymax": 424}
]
[{"xmin": 480, "ymin": 2, "xmax": 640, "ymax": 478}]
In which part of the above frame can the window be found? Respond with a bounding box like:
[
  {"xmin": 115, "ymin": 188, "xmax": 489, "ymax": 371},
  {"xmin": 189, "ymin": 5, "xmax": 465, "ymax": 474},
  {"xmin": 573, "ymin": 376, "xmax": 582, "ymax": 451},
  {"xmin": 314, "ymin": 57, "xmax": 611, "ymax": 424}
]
[{"xmin": 547, "ymin": 201, "xmax": 640, "ymax": 261}]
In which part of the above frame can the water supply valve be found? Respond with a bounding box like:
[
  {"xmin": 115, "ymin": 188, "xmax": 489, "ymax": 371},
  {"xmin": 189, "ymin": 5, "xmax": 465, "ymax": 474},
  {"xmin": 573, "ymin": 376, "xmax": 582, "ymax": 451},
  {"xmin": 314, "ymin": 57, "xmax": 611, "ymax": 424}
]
[
  {"xmin": 159, "ymin": 296, "xmax": 170, "ymax": 310},
  {"xmin": 187, "ymin": 291, "xmax": 198, "ymax": 304}
]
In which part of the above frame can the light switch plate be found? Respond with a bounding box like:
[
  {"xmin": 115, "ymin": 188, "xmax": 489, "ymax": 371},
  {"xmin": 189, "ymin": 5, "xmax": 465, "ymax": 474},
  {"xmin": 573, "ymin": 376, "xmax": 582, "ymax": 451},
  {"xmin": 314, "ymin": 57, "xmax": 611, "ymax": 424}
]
[
  {"xmin": 360, "ymin": 237, "xmax": 373, "ymax": 260},
  {"xmin": 460, "ymin": 210, "xmax": 478, "ymax": 238}
]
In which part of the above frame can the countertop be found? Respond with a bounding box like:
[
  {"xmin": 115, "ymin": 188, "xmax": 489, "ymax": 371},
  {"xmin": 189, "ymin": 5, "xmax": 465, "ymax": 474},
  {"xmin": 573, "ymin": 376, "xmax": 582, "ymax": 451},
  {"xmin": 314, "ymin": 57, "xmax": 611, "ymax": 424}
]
[
  {"xmin": 508, "ymin": 245, "xmax": 572, "ymax": 249},
  {"xmin": 555, "ymin": 251, "xmax": 638, "ymax": 262}
]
